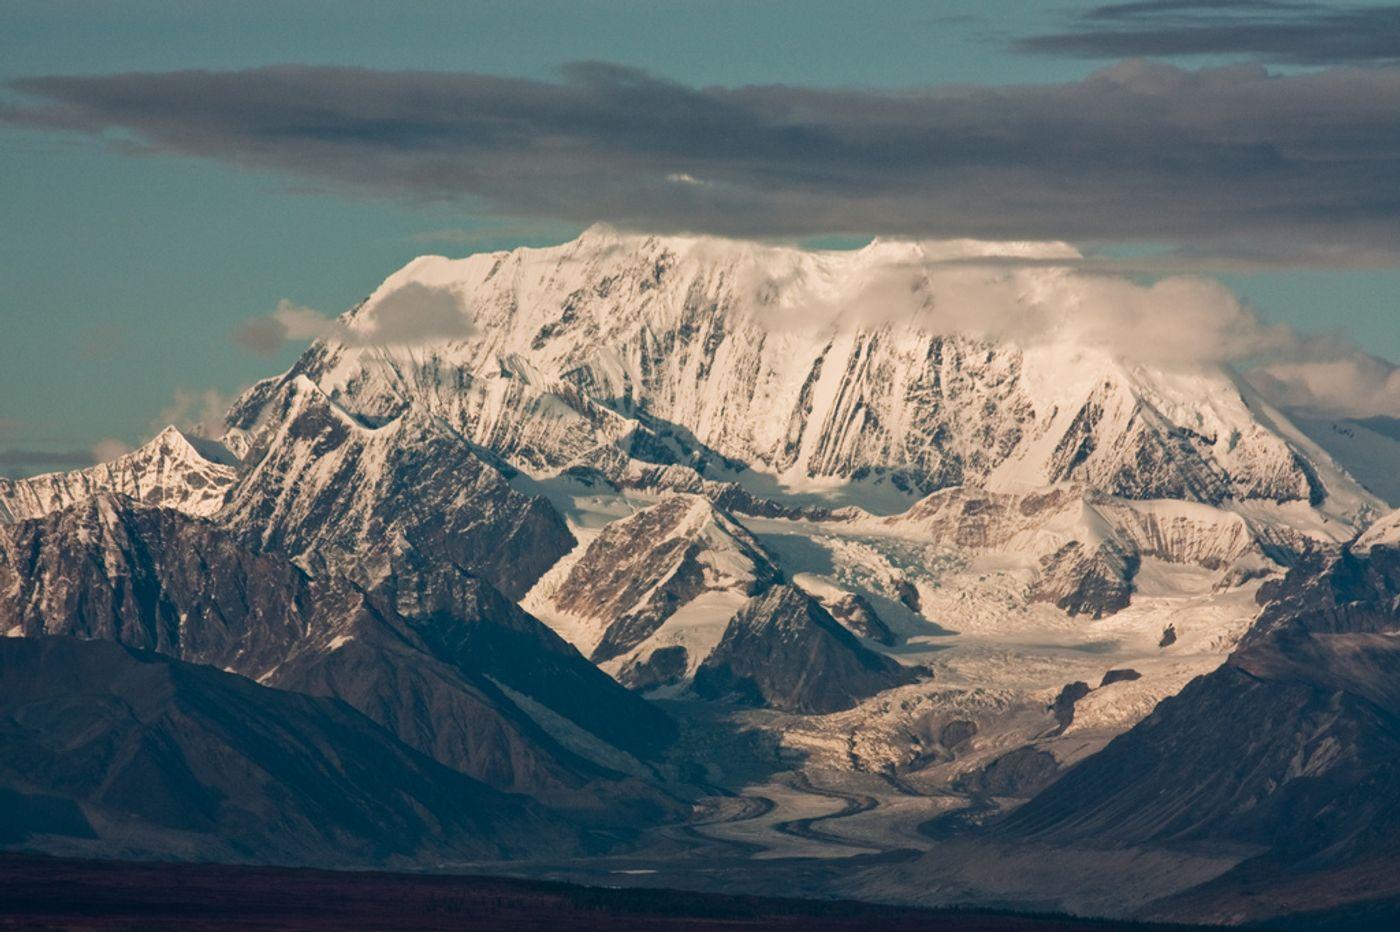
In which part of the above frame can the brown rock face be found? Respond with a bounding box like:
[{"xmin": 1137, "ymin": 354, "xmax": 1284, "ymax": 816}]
[
  {"xmin": 548, "ymin": 494, "xmax": 779, "ymax": 662},
  {"xmin": 693, "ymin": 585, "xmax": 919, "ymax": 714}
]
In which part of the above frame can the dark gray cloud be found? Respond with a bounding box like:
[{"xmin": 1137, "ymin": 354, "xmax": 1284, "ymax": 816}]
[
  {"xmin": 6, "ymin": 61, "xmax": 1400, "ymax": 262},
  {"xmin": 0, "ymin": 448, "xmax": 95, "ymax": 475},
  {"xmin": 0, "ymin": 419, "xmax": 105, "ymax": 477},
  {"xmin": 1018, "ymin": 1, "xmax": 1400, "ymax": 64}
]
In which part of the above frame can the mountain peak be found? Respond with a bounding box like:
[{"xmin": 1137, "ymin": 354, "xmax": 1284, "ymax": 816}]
[
  {"xmin": 149, "ymin": 424, "xmax": 239, "ymax": 467},
  {"xmin": 0, "ymin": 426, "xmax": 238, "ymax": 524}
]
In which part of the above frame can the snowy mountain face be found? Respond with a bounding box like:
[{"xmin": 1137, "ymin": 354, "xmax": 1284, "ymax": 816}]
[
  {"xmin": 876, "ymin": 485, "xmax": 1276, "ymax": 617},
  {"xmin": 525, "ymin": 493, "xmax": 910, "ymax": 708},
  {"xmin": 537, "ymin": 494, "xmax": 777, "ymax": 660},
  {"xmin": 220, "ymin": 375, "xmax": 574, "ymax": 599},
  {"xmin": 226, "ymin": 227, "xmax": 1376, "ymax": 520},
  {"xmin": 206, "ymin": 230, "xmax": 1380, "ymax": 725},
  {"xmin": 1359, "ymin": 507, "xmax": 1400, "ymax": 550}
]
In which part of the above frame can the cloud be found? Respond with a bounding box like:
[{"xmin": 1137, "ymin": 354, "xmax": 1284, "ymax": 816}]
[
  {"xmin": 647, "ymin": 233, "xmax": 1390, "ymax": 418},
  {"xmin": 234, "ymin": 283, "xmax": 474, "ymax": 355},
  {"xmin": 352, "ymin": 282, "xmax": 475, "ymax": 345},
  {"xmin": 728, "ymin": 241, "xmax": 1296, "ymax": 369},
  {"xmin": 157, "ymin": 386, "xmax": 239, "ymax": 438},
  {"xmin": 7, "ymin": 61, "xmax": 1400, "ymax": 263},
  {"xmin": 1246, "ymin": 352, "xmax": 1400, "ymax": 418},
  {"xmin": 90, "ymin": 437, "xmax": 134, "ymax": 463},
  {"xmin": 232, "ymin": 299, "xmax": 335, "ymax": 357},
  {"xmin": 1017, "ymin": 2, "xmax": 1400, "ymax": 65}
]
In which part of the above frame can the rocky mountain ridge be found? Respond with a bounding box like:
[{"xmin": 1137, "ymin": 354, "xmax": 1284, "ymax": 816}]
[{"xmin": 0, "ymin": 495, "xmax": 674, "ymax": 816}]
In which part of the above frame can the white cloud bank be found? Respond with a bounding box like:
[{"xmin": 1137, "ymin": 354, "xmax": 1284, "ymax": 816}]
[
  {"xmin": 233, "ymin": 283, "xmax": 475, "ymax": 358},
  {"xmin": 1247, "ymin": 353, "xmax": 1400, "ymax": 420},
  {"xmin": 733, "ymin": 240, "xmax": 1400, "ymax": 419}
]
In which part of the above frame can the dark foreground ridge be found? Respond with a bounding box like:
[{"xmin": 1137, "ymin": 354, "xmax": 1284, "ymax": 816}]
[{"xmin": 0, "ymin": 854, "xmax": 1226, "ymax": 931}]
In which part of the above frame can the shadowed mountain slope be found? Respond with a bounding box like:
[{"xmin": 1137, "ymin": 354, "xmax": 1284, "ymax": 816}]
[{"xmin": 0, "ymin": 637, "xmax": 578, "ymax": 866}]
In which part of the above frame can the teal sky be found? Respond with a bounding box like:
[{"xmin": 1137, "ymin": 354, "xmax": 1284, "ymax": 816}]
[{"xmin": 3, "ymin": 0, "xmax": 1399, "ymax": 472}]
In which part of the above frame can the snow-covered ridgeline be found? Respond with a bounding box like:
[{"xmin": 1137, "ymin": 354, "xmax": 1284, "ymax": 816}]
[
  {"xmin": 0, "ymin": 426, "xmax": 237, "ymax": 523},
  {"xmin": 224, "ymin": 227, "xmax": 1382, "ymax": 524}
]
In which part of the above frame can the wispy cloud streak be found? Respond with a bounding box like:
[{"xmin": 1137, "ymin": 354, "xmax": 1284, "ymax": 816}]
[{"xmin": 1018, "ymin": 1, "xmax": 1400, "ymax": 64}]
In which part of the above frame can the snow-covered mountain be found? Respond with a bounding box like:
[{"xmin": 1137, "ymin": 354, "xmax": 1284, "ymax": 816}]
[
  {"xmin": 1359, "ymin": 507, "xmax": 1400, "ymax": 550},
  {"xmin": 7, "ymin": 227, "xmax": 1376, "ymax": 746},
  {"xmin": 529, "ymin": 494, "xmax": 778, "ymax": 663},
  {"xmin": 6, "ymin": 228, "xmax": 1400, "ymax": 917},
  {"xmin": 225, "ymin": 227, "xmax": 1381, "ymax": 523},
  {"xmin": 219, "ymin": 374, "xmax": 573, "ymax": 598},
  {"xmin": 523, "ymin": 493, "xmax": 914, "ymax": 708},
  {"xmin": 874, "ymin": 485, "xmax": 1284, "ymax": 617},
  {"xmin": 0, "ymin": 425, "xmax": 236, "ymax": 523}
]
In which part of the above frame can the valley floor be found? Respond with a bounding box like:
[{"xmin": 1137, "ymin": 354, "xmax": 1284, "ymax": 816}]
[
  {"xmin": 507, "ymin": 486, "xmax": 1286, "ymax": 920},
  {"xmin": 0, "ymin": 853, "xmax": 1232, "ymax": 931}
]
